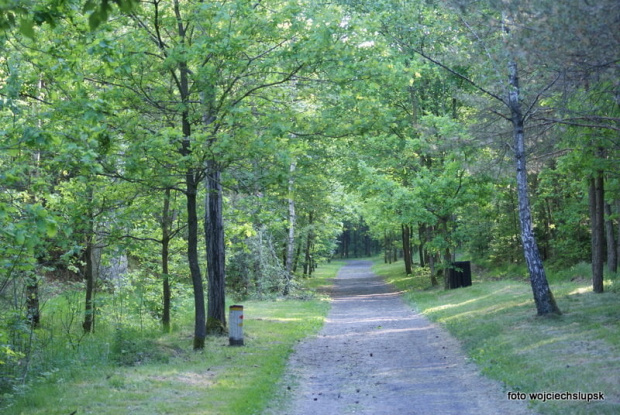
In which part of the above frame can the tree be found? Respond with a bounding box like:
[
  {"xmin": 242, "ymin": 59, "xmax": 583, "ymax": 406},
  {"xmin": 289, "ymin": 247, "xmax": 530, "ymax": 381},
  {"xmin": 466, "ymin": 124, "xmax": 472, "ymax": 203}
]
[
  {"xmin": 339, "ymin": 0, "xmax": 566, "ymax": 313},
  {"xmin": 0, "ymin": 0, "xmax": 139, "ymax": 38},
  {"xmin": 93, "ymin": 0, "xmax": 351, "ymax": 342},
  {"xmin": 284, "ymin": 160, "xmax": 296, "ymax": 295}
]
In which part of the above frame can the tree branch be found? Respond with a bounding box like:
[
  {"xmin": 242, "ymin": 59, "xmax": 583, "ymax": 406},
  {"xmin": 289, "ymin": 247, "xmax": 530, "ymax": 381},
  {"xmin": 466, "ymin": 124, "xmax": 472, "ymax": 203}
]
[
  {"xmin": 538, "ymin": 117, "xmax": 620, "ymax": 133},
  {"xmin": 392, "ymin": 34, "xmax": 507, "ymax": 105}
]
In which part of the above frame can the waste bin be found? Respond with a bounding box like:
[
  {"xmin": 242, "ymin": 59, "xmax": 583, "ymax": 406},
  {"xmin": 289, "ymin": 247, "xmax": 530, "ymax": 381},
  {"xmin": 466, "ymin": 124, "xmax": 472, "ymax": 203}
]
[
  {"xmin": 229, "ymin": 305, "xmax": 244, "ymax": 346},
  {"xmin": 448, "ymin": 261, "xmax": 472, "ymax": 289}
]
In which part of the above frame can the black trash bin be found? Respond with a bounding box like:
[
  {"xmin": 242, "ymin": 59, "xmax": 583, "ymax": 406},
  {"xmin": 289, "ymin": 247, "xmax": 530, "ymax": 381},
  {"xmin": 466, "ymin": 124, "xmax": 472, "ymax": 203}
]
[{"xmin": 448, "ymin": 261, "xmax": 472, "ymax": 289}]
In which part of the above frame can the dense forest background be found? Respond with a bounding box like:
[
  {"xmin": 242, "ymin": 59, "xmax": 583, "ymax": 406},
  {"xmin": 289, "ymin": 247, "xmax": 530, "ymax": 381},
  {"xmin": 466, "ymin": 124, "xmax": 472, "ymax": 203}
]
[{"xmin": 1, "ymin": 0, "xmax": 618, "ymax": 401}]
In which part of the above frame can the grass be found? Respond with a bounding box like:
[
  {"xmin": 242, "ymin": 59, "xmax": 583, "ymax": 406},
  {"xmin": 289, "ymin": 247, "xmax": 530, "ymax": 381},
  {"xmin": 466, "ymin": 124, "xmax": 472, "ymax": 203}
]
[
  {"xmin": 373, "ymin": 259, "xmax": 620, "ymax": 415},
  {"xmin": 3, "ymin": 261, "xmax": 342, "ymax": 415}
]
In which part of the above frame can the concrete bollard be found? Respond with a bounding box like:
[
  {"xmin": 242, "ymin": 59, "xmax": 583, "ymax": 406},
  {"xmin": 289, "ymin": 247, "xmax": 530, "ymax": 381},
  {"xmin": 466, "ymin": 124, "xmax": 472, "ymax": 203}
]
[{"xmin": 229, "ymin": 305, "xmax": 244, "ymax": 346}]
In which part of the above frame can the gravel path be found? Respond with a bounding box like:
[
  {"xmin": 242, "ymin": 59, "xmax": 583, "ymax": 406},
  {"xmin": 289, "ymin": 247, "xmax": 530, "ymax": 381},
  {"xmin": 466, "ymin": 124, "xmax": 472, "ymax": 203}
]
[{"xmin": 265, "ymin": 260, "xmax": 535, "ymax": 415}]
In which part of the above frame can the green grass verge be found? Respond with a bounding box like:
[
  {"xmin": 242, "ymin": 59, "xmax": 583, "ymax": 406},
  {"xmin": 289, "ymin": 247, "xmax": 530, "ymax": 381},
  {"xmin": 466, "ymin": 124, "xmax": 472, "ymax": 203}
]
[
  {"xmin": 4, "ymin": 262, "xmax": 342, "ymax": 415},
  {"xmin": 373, "ymin": 260, "xmax": 620, "ymax": 415}
]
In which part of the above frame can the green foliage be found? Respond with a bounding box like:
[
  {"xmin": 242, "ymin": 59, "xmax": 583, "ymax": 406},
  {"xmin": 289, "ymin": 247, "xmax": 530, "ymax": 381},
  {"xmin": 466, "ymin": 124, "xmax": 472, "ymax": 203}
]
[
  {"xmin": 1, "ymin": 0, "xmax": 618, "ymax": 408},
  {"xmin": 0, "ymin": 0, "xmax": 139, "ymax": 37},
  {"xmin": 83, "ymin": 0, "xmax": 138, "ymax": 30},
  {"xmin": 227, "ymin": 228, "xmax": 288, "ymax": 299},
  {"xmin": 109, "ymin": 326, "xmax": 169, "ymax": 366}
]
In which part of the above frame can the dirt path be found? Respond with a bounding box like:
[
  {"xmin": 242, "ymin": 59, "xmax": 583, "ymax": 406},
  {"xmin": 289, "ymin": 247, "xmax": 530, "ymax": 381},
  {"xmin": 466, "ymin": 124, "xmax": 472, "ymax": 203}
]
[{"xmin": 265, "ymin": 260, "xmax": 535, "ymax": 415}]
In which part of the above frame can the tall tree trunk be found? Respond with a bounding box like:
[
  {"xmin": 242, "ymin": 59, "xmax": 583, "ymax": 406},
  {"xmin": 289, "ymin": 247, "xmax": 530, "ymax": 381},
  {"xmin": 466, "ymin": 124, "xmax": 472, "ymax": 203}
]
[
  {"xmin": 26, "ymin": 274, "xmax": 40, "ymax": 329},
  {"xmin": 26, "ymin": 78, "xmax": 45, "ymax": 330},
  {"xmin": 180, "ymin": 120, "xmax": 206, "ymax": 348},
  {"xmin": 303, "ymin": 212, "xmax": 314, "ymax": 276},
  {"xmin": 180, "ymin": 111, "xmax": 206, "ymax": 348},
  {"xmin": 82, "ymin": 187, "xmax": 98, "ymax": 334},
  {"xmin": 186, "ymin": 172, "xmax": 206, "ymax": 348},
  {"xmin": 428, "ymin": 253, "xmax": 439, "ymax": 286},
  {"xmin": 508, "ymin": 61, "xmax": 561, "ymax": 315},
  {"xmin": 604, "ymin": 202, "xmax": 617, "ymax": 274},
  {"xmin": 617, "ymin": 200, "xmax": 620, "ymax": 273},
  {"xmin": 293, "ymin": 242, "xmax": 302, "ymax": 274},
  {"xmin": 284, "ymin": 161, "xmax": 296, "ymax": 295},
  {"xmin": 174, "ymin": 0, "xmax": 207, "ymax": 347},
  {"xmin": 341, "ymin": 226, "xmax": 350, "ymax": 258},
  {"xmin": 82, "ymin": 238, "xmax": 96, "ymax": 333},
  {"xmin": 401, "ymin": 224, "xmax": 412, "ymax": 275},
  {"xmin": 425, "ymin": 226, "xmax": 439, "ymax": 286},
  {"xmin": 391, "ymin": 231, "xmax": 398, "ymax": 262},
  {"xmin": 440, "ymin": 217, "xmax": 453, "ymax": 290},
  {"xmin": 443, "ymin": 245, "xmax": 452, "ymax": 291},
  {"xmin": 205, "ymin": 166, "xmax": 227, "ymax": 335},
  {"xmin": 161, "ymin": 188, "xmax": 172, "ymax": 333},
  {"xmin": 27, "ymin": 134, "xmax": 42, "ymax": 329},
  {"xmin": 589, "ymin": 173, "xmax": 605, "ymax": 293},
  {"xmin": 544, "ymin": 198, "xmax": 554, "ymax": 259},
  {"xmin": 384, "ymin": 230, "xmax": 389, "ymax": 264},
  {"xmin": 162, "ymin": 241, "xmax": 171, "ymax": 333},
  {"xmin": 418, "ymin": 224, "xmax": 425, "ymax": 268}
]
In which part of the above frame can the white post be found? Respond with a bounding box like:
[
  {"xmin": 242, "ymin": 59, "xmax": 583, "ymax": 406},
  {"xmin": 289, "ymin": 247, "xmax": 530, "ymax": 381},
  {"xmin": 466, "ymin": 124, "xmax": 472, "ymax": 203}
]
[{"xmin": 229, "ymin": 305, "xmax": 244, "ymax": 346}]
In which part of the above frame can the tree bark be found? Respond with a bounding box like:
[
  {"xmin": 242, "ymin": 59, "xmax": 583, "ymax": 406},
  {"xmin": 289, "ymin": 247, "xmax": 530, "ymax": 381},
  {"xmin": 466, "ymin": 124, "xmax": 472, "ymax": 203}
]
[
  {"xmin": 181, "ymin": 114, "xmax": 206, "ymax": 348},
  {"xmin": 180, "ymin": 109, "xmax": 206, "ymax": 348},
  {"xmin": 383, "ymin": 230, "xmax": 389, "ymax": 263},
  {"xmin": 440, "ymin": 217, "xmax": 452, "ymax": 290},
  {"xmin": 341, "ymin": 226, "xmax": 350, "ymax": 258},
  {"xmin": 284, "ymin": 161, "xmax": 296, "ymax": 295},
  {"xmin": 186, "ymin": 171, "xmax": 206, "ymax": 348},
  {"xmin": 82, "ymin": 238, "xmax": 96, "ymax": 333},
  {"xmin": 508, "ymin": 61, "xmax": 561, "ymax": 315},
  {"xmin": 423, "ymin": 225, "xmax": 439, "ymax": 286},
  {"xmin": 173, "ymin": 0, "xmax": 207, "ymax": 348},
  {"xmin": 303, "ymin": 212, "xmax": 314, "ymax": 276},
  {"xmin": 161, "ymin": 188, "xmax": 172, "ymax": 333},
  {"xmin": 162, "ymin": 242, "xmax": 171, "ymax": 333},
  {"xmin": 418, "ymin": 224, "xmax": 425, "ymax": 268},
  {"xmin": 205, "ymin": 166, "xmax": 227, "ymax": 335},
  {"xmin": 392, "ymin": 231, "xmax": 398, "ymax": 262},
  {"xmin": 617, "ymin": 200, "xmax": 620, "ymax": 273},
  {"xmin": 589, "ymin": 173, "xmax": 605, "ymax": 293},
  {"xmin": 82, "ymin": 189, "xmax": 98, "ymax": 333},
  {"xmin": 401, "ymin": 224, "xmax": 412, "ymax": 275},
  {"xmin": 27, "ymin": 135, "xmax": 41, "ymax": 329},
  {"xmin": 293, "ymin": 242, "xmax": 301, "ymax": 274},
  {"xmin": 604, "ymin": 202, "xmax": 617, "ymax": 274}
]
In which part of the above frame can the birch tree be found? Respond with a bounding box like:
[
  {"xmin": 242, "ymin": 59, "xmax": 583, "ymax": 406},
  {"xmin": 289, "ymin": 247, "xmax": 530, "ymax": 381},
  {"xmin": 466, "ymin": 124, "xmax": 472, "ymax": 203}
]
[{"xmin": 340, "ymin": 0, "xmax": 566, "ymax": 314}]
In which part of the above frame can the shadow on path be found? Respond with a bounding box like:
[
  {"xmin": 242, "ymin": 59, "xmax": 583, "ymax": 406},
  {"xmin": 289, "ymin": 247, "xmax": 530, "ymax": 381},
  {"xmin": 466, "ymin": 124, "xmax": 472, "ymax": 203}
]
[{"xmin": 265, "ymin": 261, "xmax": 534, "ymax": 415}]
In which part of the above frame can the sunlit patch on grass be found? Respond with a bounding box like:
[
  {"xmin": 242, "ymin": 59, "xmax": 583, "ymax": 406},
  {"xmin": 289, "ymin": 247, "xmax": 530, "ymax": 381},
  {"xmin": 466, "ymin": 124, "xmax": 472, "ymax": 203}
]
[
  {"xmin": 569, "ymin": 286, "xmax": 591, "ymax": 295},
  {"xmin": 434, "ymin": 300, "xmax": 534, "ymax": 323},
  {"xmin": 373, "ymin": 260, "xmax": 620, "ymax": 415},
  {"xmin": 250, "ymin": 317, "xmax": 304, "ymax": 322},
  {"xmin": 424, "ymin": 297, "xmax": 480, "ymax": 313},
  {"xmin": 5, "ymin": 262, "xmax": 341, "ymax": 415},
  {"xmin": 152, "ymin": 371, "xmax": 217, "ymax": 387}
]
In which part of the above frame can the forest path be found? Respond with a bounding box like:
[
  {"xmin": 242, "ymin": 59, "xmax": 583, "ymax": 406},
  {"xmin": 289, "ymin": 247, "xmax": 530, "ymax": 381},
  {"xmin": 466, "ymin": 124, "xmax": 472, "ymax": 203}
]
[{"xmin": 264, "ymin": 260, "xmax": 535, "ymax": 415}]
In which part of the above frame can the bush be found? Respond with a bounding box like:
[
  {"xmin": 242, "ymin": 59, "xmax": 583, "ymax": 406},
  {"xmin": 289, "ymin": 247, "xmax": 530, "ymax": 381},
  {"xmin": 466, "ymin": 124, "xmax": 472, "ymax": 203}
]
[{"xmin": 110, "ymin": 326, "xmax": 168, "ymax": 366}]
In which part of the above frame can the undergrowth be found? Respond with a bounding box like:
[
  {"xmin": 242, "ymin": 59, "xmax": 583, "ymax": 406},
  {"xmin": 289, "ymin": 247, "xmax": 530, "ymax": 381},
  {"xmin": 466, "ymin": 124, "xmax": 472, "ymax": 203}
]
[{"xmin": 1, "ymin": 261, "xmax": 341, "ymax": 414}]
